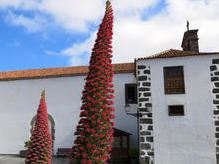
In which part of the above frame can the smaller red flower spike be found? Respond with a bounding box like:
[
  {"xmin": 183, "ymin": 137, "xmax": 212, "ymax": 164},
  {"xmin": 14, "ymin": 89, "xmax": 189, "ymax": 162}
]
[{"xmin": 25, "ymin": 90, "xmax": 52, "ymax": 164}]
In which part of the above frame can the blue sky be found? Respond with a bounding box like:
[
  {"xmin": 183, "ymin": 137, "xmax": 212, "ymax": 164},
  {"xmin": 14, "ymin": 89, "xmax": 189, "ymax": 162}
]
[
  {"xmin": 1, "ymin": 15, "xmax": 68, "ymax": 71},
  {"xmin": 0, "ymin": 9, "xmax": 92, "ymax": 71},
  {"xmin": 0, "ymin": 0, "xmax": 218, "ymax": 71}
]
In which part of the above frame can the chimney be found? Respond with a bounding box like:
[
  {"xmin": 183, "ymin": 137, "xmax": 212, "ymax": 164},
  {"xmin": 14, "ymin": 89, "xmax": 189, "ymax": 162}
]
[{"xmin": 181, "ymin": 22, "xmax": 199, "ymax": 52}]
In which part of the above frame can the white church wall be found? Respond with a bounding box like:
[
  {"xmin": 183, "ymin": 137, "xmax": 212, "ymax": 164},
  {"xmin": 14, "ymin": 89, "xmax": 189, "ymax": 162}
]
[
  {"xmin": 0, "ymin": 72, "xmax": 137, "ymax": 154},
  {"xmin": 138, "ymin": 55, "xmax": 217, "ymax": 164}
]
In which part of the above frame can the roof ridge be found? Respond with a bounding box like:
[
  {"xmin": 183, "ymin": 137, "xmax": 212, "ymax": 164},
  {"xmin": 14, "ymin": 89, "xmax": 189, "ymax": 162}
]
[
  {"xmin": 151, "ymin": 49, "xmax": 175, "ymax": 57},
  {"xmin": 0, "ymin": 63, "xmax": 134, "ymax": 81},
  {"xmin": 135, "ymin": 49, "xmax": 219, "ymax": 61},
  {"xmin": 0, "ymin": 62, "xmax": 133, "ymax": 73}
]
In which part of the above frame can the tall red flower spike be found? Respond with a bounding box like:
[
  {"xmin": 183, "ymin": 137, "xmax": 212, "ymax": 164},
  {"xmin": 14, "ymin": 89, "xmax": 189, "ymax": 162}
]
[
  {"xmin": 25, "ymin": 90, "xmax": 52, "ymax": 164},
  {"xmin": 70, "ymin": 0, "xmax": 115, "ymax": 163}
]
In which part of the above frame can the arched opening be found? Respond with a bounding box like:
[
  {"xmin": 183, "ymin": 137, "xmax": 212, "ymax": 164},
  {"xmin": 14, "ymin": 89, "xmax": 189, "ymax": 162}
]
[{"xmin": 30, "ymin": 114, "xmax": 55, "ymax": 149}]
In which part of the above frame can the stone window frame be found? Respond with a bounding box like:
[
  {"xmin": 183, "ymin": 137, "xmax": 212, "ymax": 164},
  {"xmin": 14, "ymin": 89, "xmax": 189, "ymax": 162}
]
[
  {"xmin": 125, "ymin": 83, "xmax": 137, "ymax": 104},
  {"xmin": 30, "ymin": 114, "xmax": 55, "ymax": 142},
  {"xmin": 163, "ymin": 66, "xmax": 185, "ymax": 95}
]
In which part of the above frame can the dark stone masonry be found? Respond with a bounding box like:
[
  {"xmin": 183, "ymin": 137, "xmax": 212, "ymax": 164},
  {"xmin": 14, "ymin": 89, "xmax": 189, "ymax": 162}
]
[
  {"xmin": 210, "ymin": 58, "xmax": 219, "ymax": 162},
  {"xmin": 137, "ymin": 64, "xmax": 154, "ymax": 164},
  {"xmin": 212, "ymin": 77, "xmax": 219, "ymax": 82},
  {"xmin": 213, "ymin": 59, "xmax": 219, "ymax": 64}
]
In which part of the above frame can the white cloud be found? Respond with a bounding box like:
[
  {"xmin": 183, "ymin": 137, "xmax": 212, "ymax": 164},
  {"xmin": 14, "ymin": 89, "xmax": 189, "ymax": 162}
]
[
  {"xmin": 60, "ymin": 32, "xmax": 97, "ymax": 66},
  {"xmin": 113, "ymin": 0, "xmax": 157, "ymax": 11},
  {"xmin": 62, "ymin": 0, "xmax": 219, "ymax": 65},
  {"xmin": 40, "ymin": 0, "xmax": 105, "ymax": 32},
  {"xmin": 45, "ymin": 50, "xmax": 59, "ymax": 56},
  {"xmin": 0, "ymin": 0, "xmax": 40, "ymax": 10},
  {"xmin": 0, "ymin": 0, "xmax": 106, "ymax": 32},
  {"xmin": 5, "ymin": 11, "xmax": 46, "ymax": 33},
  {"xmin": 0, "ymin": 0, "xmax": 159, "ymax": 32},
  {"xmin": 1, "ymin": 0, "xmax": 219, "ymax": 65}
]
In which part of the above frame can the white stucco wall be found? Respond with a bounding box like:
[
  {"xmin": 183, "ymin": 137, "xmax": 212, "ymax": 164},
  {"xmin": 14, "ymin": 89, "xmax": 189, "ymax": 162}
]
[
  {"xmin": 138, "ymin": 55, "xmax": 218, "ymax": 164},
  {"xmin": 0, "ymin": 72, "xmax": 137, "ymax": 154}
]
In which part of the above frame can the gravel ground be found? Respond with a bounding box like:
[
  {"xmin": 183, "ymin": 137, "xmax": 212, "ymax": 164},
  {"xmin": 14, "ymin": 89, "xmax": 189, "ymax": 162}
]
[
  {"xmin": 0, "ymin": 155, "xmax": 128, "ymax": 164},
  {"xmin": 0, "ymin": 155, "xmax": 69, "ymax": 164}
]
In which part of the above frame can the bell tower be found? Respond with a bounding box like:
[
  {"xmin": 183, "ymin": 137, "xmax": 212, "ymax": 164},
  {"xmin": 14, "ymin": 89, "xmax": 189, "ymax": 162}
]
[{"xmin": 181, "ymin": 21, "xmax": 199, "ymax": 52}]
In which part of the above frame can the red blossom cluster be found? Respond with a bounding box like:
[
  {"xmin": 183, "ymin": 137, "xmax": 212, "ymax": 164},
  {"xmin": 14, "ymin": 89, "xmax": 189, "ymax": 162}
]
[
  {"xmin": 25, "ymin": 90, "xmax": 52, "ymax": 164},
  {"xmin": 70, "ymin": 0, "xmax": 115, "ymax": 163}
]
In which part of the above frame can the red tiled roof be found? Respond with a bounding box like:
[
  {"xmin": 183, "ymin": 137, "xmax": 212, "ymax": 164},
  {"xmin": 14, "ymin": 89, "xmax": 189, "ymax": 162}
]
[
  {"xmin": 135, "ymin": 49, "xmax": 219, "ymax": 61},
  {"xmin": 0, "ymin": 63, "xmax": 134, "ymax": 81}
]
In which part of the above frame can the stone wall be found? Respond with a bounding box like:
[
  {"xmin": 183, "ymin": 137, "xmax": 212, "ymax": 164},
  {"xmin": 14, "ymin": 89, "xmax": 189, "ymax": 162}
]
[
  {"xmin": 137, "ymin": 64, "xmax": 154, "ymax": 164},
  {"xmin": 210, "ymin": 58, "xmax": 219, "ymax": 163}
]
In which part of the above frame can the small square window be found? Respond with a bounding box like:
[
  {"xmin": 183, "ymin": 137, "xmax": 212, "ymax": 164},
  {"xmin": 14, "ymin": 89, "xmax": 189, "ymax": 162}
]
[
  {"xmin": 168, "ymin": 105, "xmax": 184, "ymax": 116},
  {"xmin": 125, "ymin": 83, "xmax": 137, "ymax": 104}
]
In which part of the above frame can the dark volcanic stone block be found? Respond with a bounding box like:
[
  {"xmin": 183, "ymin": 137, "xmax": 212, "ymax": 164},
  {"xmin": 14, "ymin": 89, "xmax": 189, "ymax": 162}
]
[
  {"xmin": 140, "ymin": 131, "xmax": 151, "ymax": 135},
  {"xmin": 145, "ymin": 156, "xmax": 150, "ymax": 164},
  {"xmin": 215, "ymin": 121, "xmax": 219, "ymax": 126},
  {"xmin": 146, "ymin": 137, "xmax": 154, "ymax": 142},
  {"xmin": 214, "ymin": 110, "xmax": 219, "ymax": 115},
  {"xmin": 141, "ymin": 143, "xmax": 151, "ymax": 150},
  {"xmin": 139, "ymin": 108, "xmax": 149, "ymax": 112},
  {"xmin": 217, "ymin": 139, "xmax": 219, "ymax": 146},
  {"xmin": 144, "ymin": 70, "xmax": 151, "ymax": 74},
  {"xmin": 148, "ymin": 125, "xmax": 153, "ymax": 130},
  {"xmin": 139, "ymin": 98, "xmax": 149, "ymax": 102},
  {"xmin": 215, "ymin": 82, "xmax": 219, "ymax": 87},
  {"xmin": 140, "ymin": 157, "xmax": 150, "ymax": 164},
  {"xmin": 142, "ymin": 82, "xmax": 151, "ymax": 87},
  {"xmin": 214, "ymin": 100, "xmax": 219, "ymax": 104},
  {"xmin": 145, "ymin": 103, "xmax": 152, "ymax": 107},
  {"xmin": 140, "ymin": 151, "xmax": 145, "ymax": 156},
  {"xmin": 138, "ymin": 76, "xmax": 147, "ymax": 81},
  {"xmin": 138, "ymin": 65, "xmax": 146, "ymax": 69},
  {"xmin": 213, "ymin": 59, "xmax": 219, "ymax": 64},
  {"xmin": 212, "ymin": 77, "xmax": 219, "ymax": 82},
  {"xmin": 213, "ymin": 89, "xmax": 219, "ymax": 93},
  {"xmin": 140, "ymin": 137, "xmax": 145, "ymax": 142},
  {"xmin": 148, "ymin": 152, "xmax": 154, "ymax": 156},
  {"xmin": 147, "ymin": 113, "xmax": 152, "ymax": 117},
  {"xmin": 140, "ymin": 125, "xmax": 142, "ymax": 130},
  {"xmin": 140, "ymin": 118, "xmax": 153, "ymax": 124},
  {"xmin": 139, "ymin": 88, "xmax": 149, "ymax": 92},
  {"xmin": 210, "ymin": 65, "xmax": 217, "ymax": 71},
  {"xmin": 143, "ymin": 92, "xmax": 151, "ymax": 97}
]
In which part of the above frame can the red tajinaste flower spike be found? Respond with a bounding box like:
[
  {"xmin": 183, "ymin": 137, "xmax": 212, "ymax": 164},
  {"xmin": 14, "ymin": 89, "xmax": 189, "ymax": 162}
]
[
  {"xmin": 25, "ymin": 90, "xmax": 52, "ymax": 164},
  {"xmin": 70, "ymin": 1, "xmax": 115, "ymax": 163}
]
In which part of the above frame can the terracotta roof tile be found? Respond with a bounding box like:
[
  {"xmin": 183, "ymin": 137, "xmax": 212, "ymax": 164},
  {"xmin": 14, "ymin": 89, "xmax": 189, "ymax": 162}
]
[
  {"xmin": 0, "ymin": 63, "xmax": 134, "ymax": 81},
  {"xmin": 135, "ymin": 49, "xmax": 219, "ymax": 61}
]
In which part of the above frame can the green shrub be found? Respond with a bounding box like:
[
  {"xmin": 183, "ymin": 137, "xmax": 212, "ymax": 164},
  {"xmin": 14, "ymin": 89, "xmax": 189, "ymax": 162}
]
[
  {"xmin": 24, "ymin": 141, "xmax": 30, "ymax": 148},
  {"xmin": 129, "ymin": 148, "xmax": 138, "ymax": 157}
]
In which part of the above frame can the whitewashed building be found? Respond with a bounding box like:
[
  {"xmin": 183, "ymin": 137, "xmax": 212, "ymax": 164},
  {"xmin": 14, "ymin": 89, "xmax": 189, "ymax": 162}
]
[
  {"xmin": 0, "ymin": 27, "xmax": 219, "ymax": 164},
  {"xmin": 0, "ymin": 63, "xmax": 138, "ymax": 156},
  {"xmin": 136, "ymin": 29, "xmax": 219, "ymax": 164}
]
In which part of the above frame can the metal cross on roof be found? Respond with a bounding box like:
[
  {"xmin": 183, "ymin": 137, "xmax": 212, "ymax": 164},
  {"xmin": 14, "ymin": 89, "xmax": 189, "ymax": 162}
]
[{"xmin": 187, "ymin": 20, "xmax": 189, "ymax": 31}]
